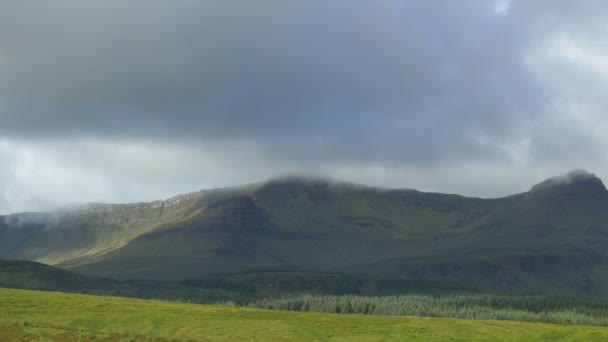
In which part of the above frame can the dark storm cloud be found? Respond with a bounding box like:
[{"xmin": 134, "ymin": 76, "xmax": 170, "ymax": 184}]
[
  {"xmin": 0, "ymin": 0, "xmax": 544, "ymax": 164},
  {"xmin": 0, "ymin": 0, "xmax": 607, "ymax": 167}
]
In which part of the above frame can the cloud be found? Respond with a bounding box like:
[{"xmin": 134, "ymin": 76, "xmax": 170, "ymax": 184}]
[
  {"xmin": 0, "ymin": 1, "xmax": 543, "ymax": 163},
  {"xmin": 0, "ymin": 138, "xmax": 279, "ymax": 213},
  {"xmin": 3, "ymin": 212, "xmax": 51, "ymax": 228},
  {"xmin": 2, "ymin": 136, "xmax": 606, "ymax": 215},
  {"xmin": 1, "ymin": 1, "xmax": 608, "ymax": 212}
]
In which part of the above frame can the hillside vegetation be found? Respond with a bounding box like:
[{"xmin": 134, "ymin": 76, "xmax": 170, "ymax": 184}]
[
  {"xmin": 5, "ymin": 261, "xmax": 608, "ymax": 328},
  {"xmin": 0, "ymin": 259, "xmax": 101, "ymax": 290},
  {"xmin": 2, "ymin": 288, "xmax": 608, "ymax": 341},
  {"xmin": 3, "ymin": 170, "xmax": 608, "ymax": 295},
  {"xmin": 249, "ymin": 294, "xmax": 608, "ymax": 327}
]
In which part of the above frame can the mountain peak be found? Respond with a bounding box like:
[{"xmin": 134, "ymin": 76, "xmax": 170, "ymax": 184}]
[
  {"xmin": 530, "ymin": 169, "xmax": 607, "ymax": 194},
  {"xmin": 262, "ymin": 174, "xmax": 353, "ymax": 188}
]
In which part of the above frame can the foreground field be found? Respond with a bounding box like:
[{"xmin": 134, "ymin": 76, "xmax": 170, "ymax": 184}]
[{"xmin": 1, "ymin": 288, "xmax": 607, "ymax": 341}]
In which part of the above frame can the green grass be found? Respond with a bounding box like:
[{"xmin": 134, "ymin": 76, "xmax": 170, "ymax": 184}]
[{"xmin": 1, "ymin": 288, "xmax": 608, "ymax": 341}]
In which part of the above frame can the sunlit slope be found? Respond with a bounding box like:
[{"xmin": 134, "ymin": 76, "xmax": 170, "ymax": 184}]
[
  {"xmin": 1, "ymin": 288, "xmax": 607, "ymax": 341},
  {"xmin": 0, "ymin": 187, "xmax": 248, "ymax": 266},
  {"xmin": 0, "ymin": 203, "xmax": 189, "ymax": 265}
]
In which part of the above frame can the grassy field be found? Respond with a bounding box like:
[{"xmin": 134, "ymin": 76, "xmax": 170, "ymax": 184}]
[{"xmin": 1, "ymin": 288, "xmax": 608, "ymax": 341}]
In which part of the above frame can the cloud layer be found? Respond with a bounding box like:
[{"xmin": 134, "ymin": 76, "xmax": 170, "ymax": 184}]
[{"xmin": 1, "ymin": 1, "xmax": 608, "ymax": 212}]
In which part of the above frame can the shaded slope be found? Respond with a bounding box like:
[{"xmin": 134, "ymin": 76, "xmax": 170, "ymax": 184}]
[
  {"xmin": 0, "ymin": 259, "xmax": 104, "ymax": 290},
  {"xmin": 350, "ymin": 170, "xmax": 608, "ymax": 293}
]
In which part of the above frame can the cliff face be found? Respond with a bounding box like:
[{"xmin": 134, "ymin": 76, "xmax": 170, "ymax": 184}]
[
  {"xmin": 3, "ymin": 182, "xmax": 259, "ymax": 229},
  {"xmin": 67, "ymin": 190, "xmax": 209, "ymax": 225},
  {"xmin": 76, "ymin": 201, "xmax": 163, "ymax": 225}
]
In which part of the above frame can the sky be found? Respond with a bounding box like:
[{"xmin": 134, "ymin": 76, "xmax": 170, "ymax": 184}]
[{"xmin": 2, "ymin": 0, "xmax": 608, "ymax": 213}]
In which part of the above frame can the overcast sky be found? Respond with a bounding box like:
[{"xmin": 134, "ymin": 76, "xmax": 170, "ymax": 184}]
[{"xmin": 2, "ymin": 0, "xmax": 608, "ymax": 213}]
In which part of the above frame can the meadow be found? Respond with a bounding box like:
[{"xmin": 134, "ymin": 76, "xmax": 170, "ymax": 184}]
[{"xmin": 2, "ymin": 288, "xmax": 608, "ymax": 341}]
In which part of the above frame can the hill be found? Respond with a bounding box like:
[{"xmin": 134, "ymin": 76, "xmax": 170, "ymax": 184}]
[
  {"xmin": 0, "ymin": 259, "xmax": 103, "ymax": 291},
  {"xmin": 2, "ymin": 170, "xmax": 608, "ymax": 295},
  {"xmin": 1, "ymin": 288, "xmax": 607, "ymax": 341}
]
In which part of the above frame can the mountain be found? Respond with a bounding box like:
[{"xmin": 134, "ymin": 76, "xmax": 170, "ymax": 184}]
[{"xmin": 2, "ymin": 170, "xmax": 608, "ymax": 295}]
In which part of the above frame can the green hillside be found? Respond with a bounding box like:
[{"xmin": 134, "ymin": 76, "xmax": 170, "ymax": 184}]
[
  {"xmin": 0, "ymin": 259, "xmax": 104, "ymax": 291},
  {"xmin": 2, "ymin": 170, "xmax": 608, "ymax": 295},
  {"xmin": 1, "ymin": 287, "xmax": 608, "ymax": 341}
]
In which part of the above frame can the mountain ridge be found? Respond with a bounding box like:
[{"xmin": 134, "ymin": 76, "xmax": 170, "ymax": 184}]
[
  {"xmin": 4, "ymin": 169, "xmax": 601, "ymax": 222},
  {"xmin": 2, "ymin": 169, "xmax": 608, "ymax": 295}
]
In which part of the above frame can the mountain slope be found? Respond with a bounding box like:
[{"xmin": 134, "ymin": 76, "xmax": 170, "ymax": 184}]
[
  {"xmin": 0, "ymin": 187, "xmax": 245, "ymax": 265},
  {"xmin": 62, "ymin": 180, "xmax": 493, "ymax": 279},
  {"xmin": 2, "ymin": 170, "xmax": 608, "ymax": 295}
]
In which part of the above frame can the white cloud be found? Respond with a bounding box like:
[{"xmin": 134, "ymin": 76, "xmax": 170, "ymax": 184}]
[
  {"xmin": 525, "ymin": 31, "xmax": 608, "ymax": 164},
  {"xmin": 493, "ymin": 0, "xmax": 512, "ymax": 15},
  {"xmin": 0, "ymin": 139, "xmax": 281, "ymax": 213},
  {"xmin": 0, "ymin": 140, "xmax": 113, "ymax": 213},
  {"xmin": 1, "ymin": 135, "xmax": 603, "ymax": 214},
  {"xmin": 549, "ymin": 35, "xmax": 608, "ymax": 83}
]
